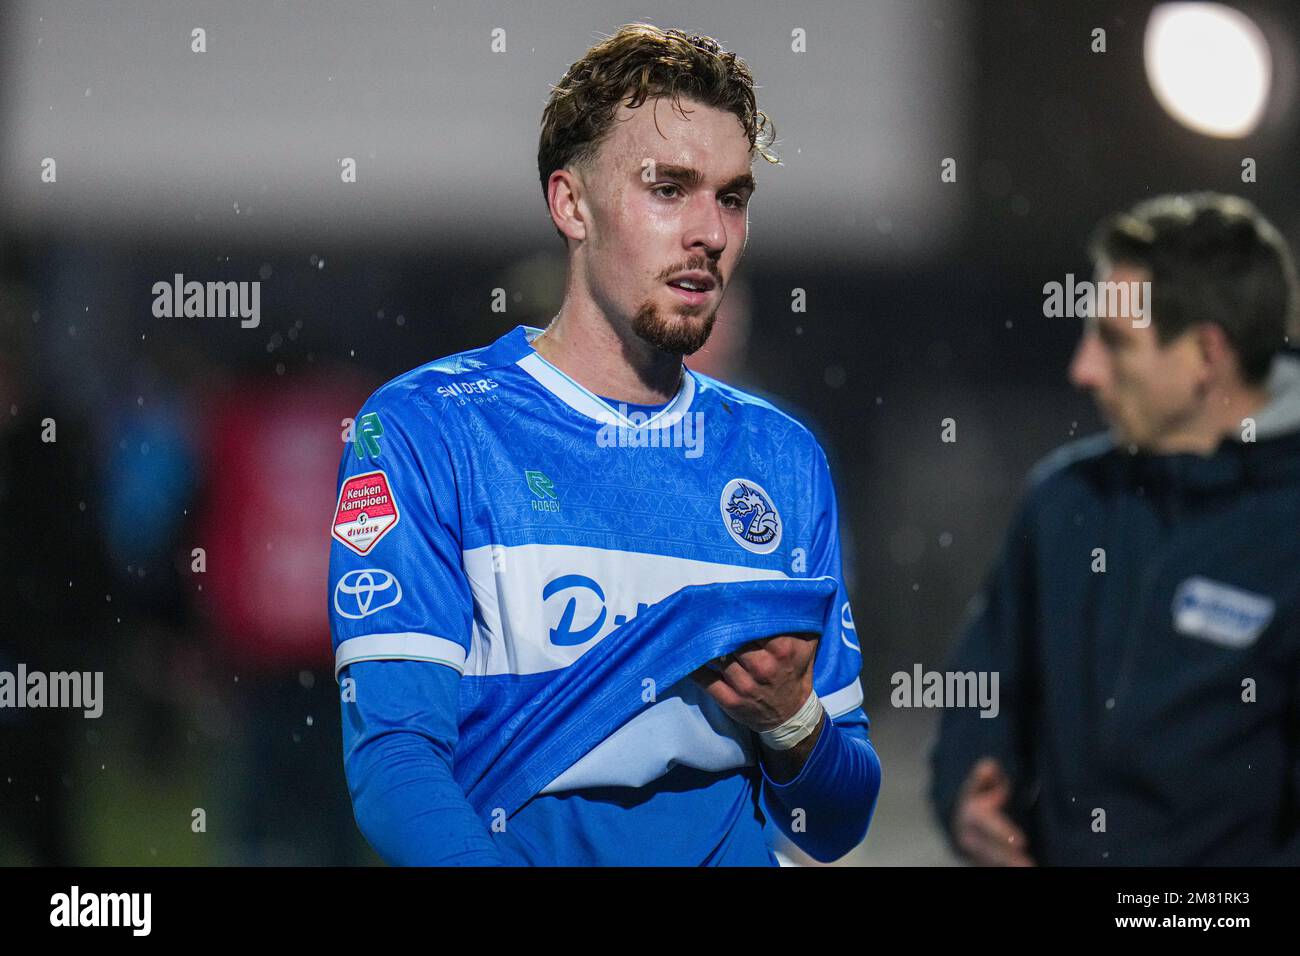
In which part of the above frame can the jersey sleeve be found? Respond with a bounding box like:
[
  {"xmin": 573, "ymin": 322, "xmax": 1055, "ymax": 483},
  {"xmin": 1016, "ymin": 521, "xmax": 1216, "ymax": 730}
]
[
  {"xmin": 329, "ymin": 391, "xmax": 507, "ymax": 865},
  {"xmin": 328, "ymin": 391, "xmax": 473, "ymax": 677},
  {"xmin": 805, "ymin": 443, "xmax": 866, "ymax": 722},
  {"xmin": 759, "ymin": 440, "xmax": 882, "ymax": 864},
  {"xmin": 342, "ymin": 658, "xmax": 505, "ymax": 865}
]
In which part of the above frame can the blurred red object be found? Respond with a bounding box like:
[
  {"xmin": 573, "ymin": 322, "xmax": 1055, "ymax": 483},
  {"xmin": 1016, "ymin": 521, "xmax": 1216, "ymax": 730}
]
[{"xmin": 196, "ymin": 369, "xmax": 373, "ymax": 672}]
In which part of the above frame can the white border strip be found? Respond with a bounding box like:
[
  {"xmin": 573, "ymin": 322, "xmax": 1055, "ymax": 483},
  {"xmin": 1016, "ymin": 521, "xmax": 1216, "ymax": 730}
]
[
  {"xmin": 516, "ymin": 351, "xmax": 697, "ymax": 429},
  {"xmin": 822, "ymin": 677, "xmax": 865, "ymax": 719},
  {"xmin": 334, "ymin": 632, "xmax": 467, "ymax": 679}
]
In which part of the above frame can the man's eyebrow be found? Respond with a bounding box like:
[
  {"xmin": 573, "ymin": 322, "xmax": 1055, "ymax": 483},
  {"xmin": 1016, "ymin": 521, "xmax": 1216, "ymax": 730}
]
[
  {"xmin": 721, "ymin": 172, "xmax": 757, "ymax": 195},
  {"xmin": 653, "ymin": 163, "xmax": 756, "ymax": 194}
]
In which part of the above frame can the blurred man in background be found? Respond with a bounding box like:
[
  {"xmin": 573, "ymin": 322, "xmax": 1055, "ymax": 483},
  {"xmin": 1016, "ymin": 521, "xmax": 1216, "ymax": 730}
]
[{"xmin": 931, "ymin": 193, "xmax": 1300, "ymax": 865}]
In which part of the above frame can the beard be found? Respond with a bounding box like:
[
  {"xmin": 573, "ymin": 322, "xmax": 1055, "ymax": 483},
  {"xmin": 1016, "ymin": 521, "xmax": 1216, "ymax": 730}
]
[{"xmin": 630, "ymin": 298, "xmax": 718, "ymax": 356}]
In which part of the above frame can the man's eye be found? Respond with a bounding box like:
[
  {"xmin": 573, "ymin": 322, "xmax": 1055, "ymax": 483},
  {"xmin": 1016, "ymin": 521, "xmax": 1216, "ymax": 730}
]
[
  {"xmin": 722, "ymin": 194, "xmax": 748, "ymax": 210},
  {"xmin": 653, "ymin": 184, "xmax": 681, "ymax": 199}
]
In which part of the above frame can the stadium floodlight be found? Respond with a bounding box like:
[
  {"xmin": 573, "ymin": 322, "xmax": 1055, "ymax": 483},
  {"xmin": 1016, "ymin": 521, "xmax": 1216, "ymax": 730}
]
[{"xmin": 1144, "ymin": 2, "xmax": 1271, "ymax": 138}]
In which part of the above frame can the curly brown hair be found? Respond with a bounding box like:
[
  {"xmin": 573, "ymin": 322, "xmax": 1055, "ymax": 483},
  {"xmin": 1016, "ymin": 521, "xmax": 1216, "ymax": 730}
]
[{"xmin": 538, "ymin": 23, "xmax": 778, "ymax": 237}]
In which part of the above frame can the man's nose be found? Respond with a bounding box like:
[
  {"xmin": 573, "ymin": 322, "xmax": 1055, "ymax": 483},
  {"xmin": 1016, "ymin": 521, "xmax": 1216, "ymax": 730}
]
[
  {"xmin": 1068, "ymin": 333, "xmax": 1104, "ymax": 391},
  {"xmin": 683, "ymin": 194, "xmax": 727, "ymax": 257}
]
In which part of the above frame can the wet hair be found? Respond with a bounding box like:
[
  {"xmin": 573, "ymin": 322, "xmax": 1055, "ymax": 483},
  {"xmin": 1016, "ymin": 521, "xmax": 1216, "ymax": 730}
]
[{"xmin": 538, "ymin": 23, "xmax": 777, "ymax": 240}]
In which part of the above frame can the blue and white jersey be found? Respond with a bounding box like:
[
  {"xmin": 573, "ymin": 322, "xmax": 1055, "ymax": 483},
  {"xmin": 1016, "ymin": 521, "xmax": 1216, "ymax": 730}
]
[{"xmin": 328, "ymin": 324, "xmax": 874, "ymax": 864}]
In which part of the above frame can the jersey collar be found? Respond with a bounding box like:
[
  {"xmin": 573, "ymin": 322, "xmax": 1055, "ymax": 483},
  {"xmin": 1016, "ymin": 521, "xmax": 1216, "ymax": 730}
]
[{"xmin": 508, "ymin": 325, "xmax": 697, "ymax": 429}]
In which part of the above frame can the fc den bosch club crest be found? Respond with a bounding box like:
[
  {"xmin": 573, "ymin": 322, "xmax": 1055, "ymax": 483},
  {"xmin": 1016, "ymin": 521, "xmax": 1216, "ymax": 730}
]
[{"xmin": 720, "ymin": 478, "xmax": 783, "ymax": 554}]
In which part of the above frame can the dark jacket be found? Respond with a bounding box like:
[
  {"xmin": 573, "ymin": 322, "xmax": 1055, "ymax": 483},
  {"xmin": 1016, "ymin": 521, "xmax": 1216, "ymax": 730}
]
[{"xmin": 930, "ymin": 351, "xmax": 1300, "ymax": 865}]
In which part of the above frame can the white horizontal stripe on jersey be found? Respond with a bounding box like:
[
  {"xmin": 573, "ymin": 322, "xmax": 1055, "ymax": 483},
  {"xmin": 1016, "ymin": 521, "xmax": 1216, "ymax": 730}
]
[
  {"xmin": 334, "ymin": 632, "xmax": 467, "ymax": 679},
  {"xmin": 461, "ymin": 542, "xmax": 790, "ymax": 677},
  {"xmin": 540, "ymin": 674, "xmax": 754, "ymax": 792},
  {"xmin": 821, "ymin": 676, "xmax": 865, "ymax": 718},
  {"xmin": 539, "ymin": 674, "xmax": 867, "ymax": 794}
]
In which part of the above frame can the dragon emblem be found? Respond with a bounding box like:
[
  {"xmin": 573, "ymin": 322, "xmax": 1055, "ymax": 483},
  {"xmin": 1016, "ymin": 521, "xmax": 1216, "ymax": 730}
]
[{"xmin": 720, "ymin": 479, "xmax": 783, "ymax": 553}]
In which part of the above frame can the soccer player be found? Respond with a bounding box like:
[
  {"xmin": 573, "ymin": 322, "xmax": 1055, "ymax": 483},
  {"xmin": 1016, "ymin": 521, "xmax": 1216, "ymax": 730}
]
[
  {"xmin": 327, "ymin": 24, "xmax": 882, "ymax": 866},
  {"xmin": 930, "ymin": 193, "xmax": 1300, "ymax": 865}
]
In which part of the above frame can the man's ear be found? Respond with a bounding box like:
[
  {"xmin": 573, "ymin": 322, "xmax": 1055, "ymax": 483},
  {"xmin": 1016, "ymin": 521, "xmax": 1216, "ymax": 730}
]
[
  {"xmin": 547, "ymin": 167, "xmax": 589, "ymax": 244},
  {"xmin": 1193, "ymin": 322, "xmax": 1239, "ymax": 384}
]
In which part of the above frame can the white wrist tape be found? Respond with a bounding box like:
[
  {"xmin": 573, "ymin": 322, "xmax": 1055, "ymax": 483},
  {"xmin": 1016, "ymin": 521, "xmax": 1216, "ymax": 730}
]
[{"xmin": 758, "ymin": 690, "xmax": 824, "ymax": 751}]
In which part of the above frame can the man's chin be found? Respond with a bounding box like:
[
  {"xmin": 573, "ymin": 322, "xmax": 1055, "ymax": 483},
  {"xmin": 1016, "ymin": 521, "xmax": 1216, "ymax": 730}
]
[
  {"xmin": 1106, "ymin": 420, "xmax": 1149, "ymax": 452},
  {"xmin": 631, "ymin": 304, "xmax": 717, "ymax": 356}
]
